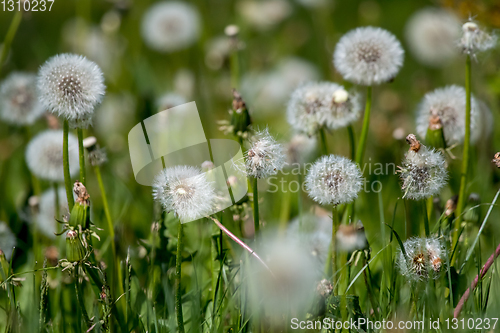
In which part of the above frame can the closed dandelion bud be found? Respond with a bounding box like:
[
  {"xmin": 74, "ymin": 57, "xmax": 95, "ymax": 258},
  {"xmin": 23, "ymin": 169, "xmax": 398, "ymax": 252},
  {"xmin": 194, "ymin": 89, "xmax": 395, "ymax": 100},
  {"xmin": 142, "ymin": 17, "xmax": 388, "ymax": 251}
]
[
  {"xmin": 398, "ymin": 134, "xmax": 448, "ymax": 200},
  {"xmin": 459, "ymin": 20, "xmax": 497, "ymax": 57},
  {"xmin": 305, "ymin": 155, "xmax": 363, "ymax": 206},
  {"xmin": 244, "ymin": 129, "xmax": 286, "ymax": 179},
  {"xmin": 492, "ymin": 152, "xmax": 500, "ymax": 168},
  {"xmin": 69, "ymin": 182, "xmax": 90, "ymax": 228},
  {"xmin": 445, "ymin": 195, "xmax": 458, "ymax": 217},
  {"xmin": 230, "ymin": 89, "xmax": 252, "ymax": 139},
  {"xmin": 463, "ymin": 193, "xmax": 480, "ymax": 224},
  {"xmin": 425, "ymin": 112, "xmax": 446, "ymax": 149},
  {"xmin": 397, "ymin": 237, "xmax": 446, "ymax": 282},
  {"xmin": 336, "ymin": 221, "xmax": 367, "ymax": 252},
  {"xmin": 66, "ymin": 230, "xmax": 85, "ymax": 262}
]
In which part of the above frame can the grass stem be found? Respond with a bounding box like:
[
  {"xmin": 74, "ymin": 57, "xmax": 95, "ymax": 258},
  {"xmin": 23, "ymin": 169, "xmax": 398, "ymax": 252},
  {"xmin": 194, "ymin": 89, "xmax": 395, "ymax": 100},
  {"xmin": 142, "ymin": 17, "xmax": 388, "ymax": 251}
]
[{"xmin": 253, "ymin": 177, "xmax": 259, "ymax": 238}]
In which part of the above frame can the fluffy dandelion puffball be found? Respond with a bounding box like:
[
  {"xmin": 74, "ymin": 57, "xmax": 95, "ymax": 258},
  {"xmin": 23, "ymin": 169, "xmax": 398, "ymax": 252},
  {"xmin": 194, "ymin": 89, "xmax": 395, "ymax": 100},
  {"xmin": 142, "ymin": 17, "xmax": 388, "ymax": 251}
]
[
  {"xmin": 405, "ymin": 8, "xmax": 460, "ymax": 67},
  {"xmin": 37, "ymin": 53, "xmax": 105, "ymax": 128},
  {"xmin": 37, "ymin": 187, "xmax": 69, "ymax": 239},
  {"xmin": 25, "ymin": 130, "xmax": 79, "ymax": 182},
  {"xmin": 334, "ymin": 26, "xmax": 404, "ymax": 86},
  {"xmin": 398, "ymin": 137, "xmax": 448, "ymax": 200},
  {"xmin": 141, "ymin": 1, "xmax": 200, "ymax": 53},
  {"xmin": 397, "ymin": 237, "xmax": 446, "ymax": 282},
  {"xmin": 244, "ymin": 129, "xmax": 286, "ymax": 178},
  {"xmin": 416, "ymin": 85, "xmax": 480, "ymax": 145},
  {"xmin": 0, "ymin": 72, "xmax": 44, "ymax": 125},
  {"xmin": 287, "ymin": 82, "xmax": 361, "ymax": 135},
  {"xmin": 459, "ymin": 20, "xmax": 497, "ymax": 56},
  {"xmin": 152, "ymin": 165, "xmax": 215, "ymax": 222},
  {"xmin": 0, "ymin": 221, "xmax": 16, "ymax": 260},
  {"xmin": 305, "ymin": 154, "xmax": 363, "ymax": 206}
]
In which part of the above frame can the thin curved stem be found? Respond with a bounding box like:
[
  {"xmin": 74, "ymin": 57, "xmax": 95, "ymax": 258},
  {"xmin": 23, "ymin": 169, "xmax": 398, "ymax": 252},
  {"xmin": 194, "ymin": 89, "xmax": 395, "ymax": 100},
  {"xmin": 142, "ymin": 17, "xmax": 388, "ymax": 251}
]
[
  {"xmin": 0, "ymin": 11, "xmax": 22, "ymax": 73},
  {"xmin": 355, "ymin": 86, "xmax": 372, "ymax": 165},
  {"xmin": 347, "ymin": 125, "xmax": 356, "ymax": 160},
  {"xmin": 63, "ymin": 120, "xmax": 74, "ymax": 211},
  {"xmin": 77, "ymin": 128, "xmax": 86, "ymax": 186},
  {"xmin": 175, "ymin": 223, "xmax": 185, "ymax": 333}
]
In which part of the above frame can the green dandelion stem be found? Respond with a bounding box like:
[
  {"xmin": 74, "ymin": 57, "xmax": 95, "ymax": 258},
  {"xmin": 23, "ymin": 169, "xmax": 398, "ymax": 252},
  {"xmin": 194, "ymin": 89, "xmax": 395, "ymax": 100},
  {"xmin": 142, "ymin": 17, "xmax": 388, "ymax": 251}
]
[
  {"xmin": 63, "ymin": 120, "xmax": 74, "ymax": 211},
  {"xmin": 175, "ymin": 222, "xmax": 185, "ymax": 333},
  {"xmin": 77, "ymin": 128, "xmax": 86, "ymax": 186},
  {"xmin": 355, "ymin": 85, "xmax": 372, "ymax": 166},
  {"xmin": 318, "ymin": 127, "xmax": 328, "ymax": 155},
  {"xmin": 253, "ymin": 177, "xmax": 260, "ymax": 238}
]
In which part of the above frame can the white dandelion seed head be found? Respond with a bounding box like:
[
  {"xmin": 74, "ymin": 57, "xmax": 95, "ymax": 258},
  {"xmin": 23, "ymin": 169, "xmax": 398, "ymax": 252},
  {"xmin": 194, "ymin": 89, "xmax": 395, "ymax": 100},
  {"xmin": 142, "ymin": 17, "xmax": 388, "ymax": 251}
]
[
  {"xmin": 336, "ymin": 222, "xmax": 367, "ymax": 252},
  {"xmin": 397, "ymin": 237, "xmax": 446, "ymax": 282},
  {"xmin": 88, "ymin": 147, "xmax": 107, "ymax": 167},
  {"xmin": 37, "ymin": 53, "xmax": 105, "ymax": 128},
  {"xmin": 305, "ymin": 155, "xmax": 363, "ymax": 206},
  {"xmin": 405, "ymin": 8, "xmax": 461, "ymax": 67},
  {"xmin": 156, "ymin": 92, "xmax": 187, "ymax": 112},
  {"xmin": 237, "ymin": 0, "xmax": 292, "ymax": 31},
  {"xmin": 459, "ymin": 20, "xmax": 497, "ymax": 56},
  {"xmin": 0, "ymin": 72, "xmax": 44, "ymax": 125},
  {"xmin": 141, "ymin": 1, "xmax": 200, "ymax": 53},
  {"xmin": 244, "ymin": 129, "xmax": 286, "ymax": 178},
  {"xmin": 286, "ymin": 133, "xmax": 316, "ymax": 165},
  {"xmin": 334, "ymin": 26, "xmax": 404, "ymax": 86},
  {"xmin": 416, "ymin": 85, "xmax": 481, "ymax": 145},
  {"xmin": 152, "ymin": 165, "xmax": 216, "ymax": 222},
  {"xmin": 0, "ymin": 221, "xmax": 16, "ymax": 261},
  {"xmin": 287, "ymin": 82, "xmax": 361, "ymax": 135},
  {"xmin": 25, "ymin": 130, "xmax": 79, "ymax": 182},
  {"xmin": 399, "ymin": 144, "xmax": 448, "ymax": 200},
  {"xmin": 37, "ymin": 187, "xmax": 69, "ymax": 239}
]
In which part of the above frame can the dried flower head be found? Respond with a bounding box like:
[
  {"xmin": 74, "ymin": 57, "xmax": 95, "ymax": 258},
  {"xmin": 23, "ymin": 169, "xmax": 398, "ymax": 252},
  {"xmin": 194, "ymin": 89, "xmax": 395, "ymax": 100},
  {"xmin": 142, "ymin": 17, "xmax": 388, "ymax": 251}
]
[
  {"xmin": 156, "ymin": 92, "xmax": 187, "ymax": 111},
  {"xmin": 25, "ymin": 130, "xmax": 79, "ymax": 182},
  {"xmin": 37, "ymin": 187, "xmax": 69, "ymax": 239},
  {"xmin": 0, "ymin": 221, "xmax": 16, "ymax": 261},
  {"xmin": 398, "ymin": 135, "xmax": 448, "ymax": 200},
  {"xmin": 416, "ymin": 85, "xmax": 480, "ymax": 146},
  {"xmin": 287, "ymin": 82, "xmax": 361, "ymax": 135},
  {"xmin": 244, "ymin": 129, "xmax": 286, "ymax": 178},
  {"xmin": 397, "ymin": 237, "xmax": 446, "ymax": 282},
  {"xmin": 459, "ymin": 20, "xmax": 497, "ymax": 56},
  {"xmin": 305, "ymin": 155, "xmax": 363, "ymax": 206},
  {"xmin": 316, "ymin": 278, "xmax": 333, "ymax": 298},
  {"xmin": 405, "ymin": 8, "xmax": 460, "ymax": 67},
  {"xmin": 0, "ymin": 72, "xmax": 44, "ymax": 125},
  {"xmin": 286, "ymin": 133, "xmax": 316, "ymax": 165},
  {"xmin": 37, "ymin": 53, "xmax": 105, "ymax": 128},
  {"xmin": 333, "ymin": 26, "xmax": 404, "ymax": 86},
  {"xmin": 493, "ymin": 152, "xmax": 500, "ymax": 168},
  {"xmin": 152, "ymin": 165, "xmax": 216, "ymax": 222},
  {"xmin": 141, "ymin": 1, "xmax": 200, "ymax": 53},
  {"xmin": 336, "ymin": 221, "xmax": 367, "ymax": 252}
]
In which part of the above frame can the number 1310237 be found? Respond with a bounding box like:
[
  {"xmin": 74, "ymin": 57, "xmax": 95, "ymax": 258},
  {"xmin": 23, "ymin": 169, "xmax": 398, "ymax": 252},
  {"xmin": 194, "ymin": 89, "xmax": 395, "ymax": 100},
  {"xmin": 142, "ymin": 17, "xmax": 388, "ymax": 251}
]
[{"xmin": 2, "ymin": 0, "xmax": 54, "ymax": 11}]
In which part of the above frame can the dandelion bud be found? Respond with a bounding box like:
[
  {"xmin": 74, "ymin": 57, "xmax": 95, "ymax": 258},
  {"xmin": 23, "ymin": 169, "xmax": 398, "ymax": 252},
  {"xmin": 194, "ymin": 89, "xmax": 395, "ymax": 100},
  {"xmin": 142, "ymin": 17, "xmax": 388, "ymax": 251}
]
[
  {"xmin": 459, "ymin": 20, "xmax": 497, "ymax": 56},
  {"xmin": 398, "ymin": 135, "xmax": 448, "ymax": 200},
  {"xmin": 397, "ymin": 237, "xmax": 446, "ymax": 282},
  {"xmin": 69, "ymin": 182, "xmax": 90, "ymax": 228},
  {"xmin": 336, "ymin": 222, "xmax": 367, "ymax": 252},
  {"xmin": 66, "ymin": 230, "xmax": 85, "ymax": 262},
  {"xmin": 492, "ymin": 152, "xmax": 500, "ymax": 168},
  {"xmin": 244, "ymin": 129, "xmax": 286, "ymax": 179},
  {"xmin": 333, "ymin": 27, "xmax": 404, "ymax": 86},
  {"xmin": 425, "ymin": 112, "xmax": 446, "ymax": 149},
  {"xmin": 444, "ymin": 195, "xmax": 458, "ymax": 217},
  {"xmin": 201, "ymin": 161, "xmax": 215, "ymax": 171},
  {"xmin": 416, "ymin": 85, "xmax": 481, "ymax": 145},
  {"xmin": 305, "ymin": 155, "xmax": 363, "ymax": 206},
  {"xmin": 230, "ymin": 89, "xmax": 252, "ymax": 139}
]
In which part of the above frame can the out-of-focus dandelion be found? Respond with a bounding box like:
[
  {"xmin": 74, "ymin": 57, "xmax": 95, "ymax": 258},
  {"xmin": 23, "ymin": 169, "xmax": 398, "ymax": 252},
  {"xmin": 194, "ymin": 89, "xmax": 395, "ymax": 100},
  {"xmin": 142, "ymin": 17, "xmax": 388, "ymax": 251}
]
[
  {"xmin": 152, "ymin": 165, "xmax": 215, "ymax": 223},
  {"xmin": 286, "ymin": 133, "xmax": 316, "ymax": 165},
  {"xmin": 397, "ymin": 237, "xmax": 446, "ymax": 282},
  {"xmin": 0, "ymin": 222, "xmax": 16, "ymax": 261},
  {"xmin": 25, "ymin": 130, "xmax": 79, "ymax": 182},
  {"xmin": 237, "ymin": 0, "xmax": 292, "ymax": 31},
  {"xmin": 141, "ymin": 1, "xmax": 200, "ymax": 53},
  {"xmin": 333, "ymin": 26, "xmax": 404, "ymax": 86},
  {"xmin": 459, "ymin": 20, "xmax": 497, "ymax": 57},
  {"xmin": 156, "ymin": 92, "xmax": 187, "ymax": 112},
  {"xmin": 416, "ymin": 85, "xmax": 480, "ymax": 146},
  {"xmin": 37, "ymin": 53, "xmax": 105, "ymax": 128},
  {"xmin": 305, "ymin": 155, "xmax": 363, "ymax": 206},
  {"xmin": 244, "ymin": 129, "xmax": 286, "ymax": 179},
  {"xmin": 337, "ymin": 221, "xmax": 367, "ymax": 252},
  {"xmin": 287, "ymin": 82, "xmax": 361, "ymax": 135},
  {"xmin": 405, "ymin": 8, "xmax": 460, "ymax": 67},
  {"xmin": 0, "ymin": 72, "xmax": 44, "ymax": 125},
  {"xmin": 37, "ymin": 187, "xmax": 69, "ymax": 239},
  {"xmin": 492, "ymin": 152, "xmax": 500, "ymax": 168},
  {"xmin": 398, "ymin": 134, "xmax": 448, "ymax": 200},
  {"xmin": 83, "ymin": 136, "xmax": 107, "ymax": 167}
]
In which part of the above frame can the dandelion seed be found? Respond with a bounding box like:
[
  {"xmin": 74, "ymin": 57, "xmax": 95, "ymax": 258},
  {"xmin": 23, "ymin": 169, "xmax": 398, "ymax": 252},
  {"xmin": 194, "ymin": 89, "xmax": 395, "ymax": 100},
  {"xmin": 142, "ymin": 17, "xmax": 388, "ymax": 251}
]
[
  {"xmin": 37, "ymin": 53, "xmax": 105, "ymax": 128},
  {"xmin": 397, "ymin": 237, "xmax": 446, "ymax": 282},
  {"xmin": 398, "ymin": 134, "xmax": 448, "ymax": 200},
  {"xmin": 287, "ymin": 82, "xmax": 361, "ymax": 135},
  {"xmin": 286, "ymin": 133, "xmax": 316, "ymax": 165},
  {"xmin": 416, "ymin": 85, "xmax": 480, "ymax": 146},
  {"xmin": 305, "ymin": 155, "xmax": 363, "ymax": 206},
  {"xmin": 405, "ymin": 8, "xmax": 460, "ymax": 67},
  {"xmin": 333, "ymin": 26, "xmax": 404, "ymax": 86},
  {"xmin": 0, "ymin": 72, "xmax": 44, "ymax": 125},
  {"xmin": 459, "ymin": 20, "xmax": 497, "ymax": 56},
  {"xmin": 37, "ymin": 187, "xmax": 69, "ymax": 239},
  {"xmin": 336, "ymin": 221, "xmax": 367, "ymax": 252},
  {"xmin": 152, "ymin": 165, "xmax": 215, "ymax": 222},
  {"xmin": 0, "ymin": 221, "xmax": 16, "ymax": 261},
  {"xmin": 25, "ymin": 130, "xmax": 79, "ymax": 182},
  {"xmin": 141, "ymin": 1, "xmax": 200, "ymax": 53},
  {"xmin": 244, "ymin": 129, "xmax": 286, "ymax": 179}
]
